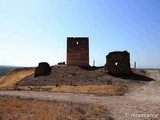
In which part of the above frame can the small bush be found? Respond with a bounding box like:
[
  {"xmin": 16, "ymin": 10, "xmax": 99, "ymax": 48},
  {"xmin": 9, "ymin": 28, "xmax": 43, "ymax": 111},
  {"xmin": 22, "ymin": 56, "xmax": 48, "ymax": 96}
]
[
  {"xmin": 106, "ymin": 116, "xmax": 114, "ymax": 120},
  {"xmin": 54, "ymin": 80, "xmax": 60, "ymax": 87},
  {"xmin": 16, "ymin": 96, "xmax": 21, "ymax": 99},
  {"xmin": 68, "ymin": 79, "xmax": 73, "ymax": 86},
  {"xmin": 14, "ymin": 87, "xmax": 21, "ymax": 91},
  {"xmin": 15, "ymin": 82, "xmax": 20, "ymax": 86},
  {"xmin": 117, "ymin": 92, "xmax": 125, "ymax": 96},
  {"xmin": 107, "ymin": 80, "xmax": 112, "ymax": 85}
]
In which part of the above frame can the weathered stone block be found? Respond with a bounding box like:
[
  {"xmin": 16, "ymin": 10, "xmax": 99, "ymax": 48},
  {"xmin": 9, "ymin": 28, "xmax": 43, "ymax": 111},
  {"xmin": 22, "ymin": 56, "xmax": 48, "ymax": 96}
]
[
  {"xmin": 34, "ymin": 62, "xmax": 51, "ymax": 77},
  {"xmin": 105, "ymin": 51, "xmax": 132, "ymax": 76},
  {"xmin": 67, "ymin": 37, "xmax": 89, "ymax": 66}
]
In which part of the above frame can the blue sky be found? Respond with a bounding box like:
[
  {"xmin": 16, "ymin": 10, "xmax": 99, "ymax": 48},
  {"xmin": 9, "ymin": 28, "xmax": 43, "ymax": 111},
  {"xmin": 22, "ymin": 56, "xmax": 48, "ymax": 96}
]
[{"xmin": 0, "ymin": 0, "xmax": 160, "ymax": 68}]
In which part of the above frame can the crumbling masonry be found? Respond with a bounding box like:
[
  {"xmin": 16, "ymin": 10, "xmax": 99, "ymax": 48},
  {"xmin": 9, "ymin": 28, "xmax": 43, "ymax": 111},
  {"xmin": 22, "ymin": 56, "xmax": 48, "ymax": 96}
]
[
  {"xmin": 67, "ymin": 37, "xmax": 89, "ymax": 66},
  {"xmin": 34, "ymin": 62, "xmax": 51, "ymax": 77},
  {"xmin": 105, "ymin": 51, "xmax": 132, "ymax": 76}
]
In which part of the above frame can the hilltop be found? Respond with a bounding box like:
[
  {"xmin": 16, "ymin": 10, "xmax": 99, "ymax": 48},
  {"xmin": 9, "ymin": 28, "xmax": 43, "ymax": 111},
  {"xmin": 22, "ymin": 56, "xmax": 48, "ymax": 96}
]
[
  {"xmin": 0, "ymin": 65, "xmax": 158, "ymax": 95},
  {"xmin": 0, "ymin": 66, "xmax": 160, "ymax": 119},
  {"xmin": 0, "ymin": 65, "xmax": 160, "ymax": 119}
]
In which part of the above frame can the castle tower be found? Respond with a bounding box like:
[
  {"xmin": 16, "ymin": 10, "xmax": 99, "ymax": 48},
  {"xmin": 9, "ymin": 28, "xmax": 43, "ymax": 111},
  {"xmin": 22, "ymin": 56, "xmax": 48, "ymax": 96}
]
[{"xmin": 67, "ymin": 37, "xmax": 89, "ymax": 66}]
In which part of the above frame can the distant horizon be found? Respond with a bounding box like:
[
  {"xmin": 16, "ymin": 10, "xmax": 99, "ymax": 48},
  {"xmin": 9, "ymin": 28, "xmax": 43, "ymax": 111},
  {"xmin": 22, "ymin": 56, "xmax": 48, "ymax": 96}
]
[
  {"xmin": 1, "ymin": 0, "xmax": 160, "ymax": 68},
  {"xmin": 1, "ymin": 64, "xmax": 160, "ymax": 70}
]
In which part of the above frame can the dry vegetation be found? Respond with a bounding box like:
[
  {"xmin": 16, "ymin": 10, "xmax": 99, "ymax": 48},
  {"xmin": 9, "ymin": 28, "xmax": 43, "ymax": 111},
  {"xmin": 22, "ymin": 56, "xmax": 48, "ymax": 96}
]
[
  {"xmin": 0, "ymin": 66, "xmax": 152, "ymax": 95},
  {"xmin": 0, "ymin": 95, "xmax": 113, "ymax": 120},
  {"xmin": 0, "ymin": 68, "xmax": 34, "ymax": 88},
  {"xmin": 16, "ymin": 85, "xmax": 127, "ymax": 96},
  {"xmin": 0, "ymin": 66, "xmax": 131, "ymax": 95},
  {"xmin": 0, "ymin": 66, "xmax": 160, "ymax": 119}
]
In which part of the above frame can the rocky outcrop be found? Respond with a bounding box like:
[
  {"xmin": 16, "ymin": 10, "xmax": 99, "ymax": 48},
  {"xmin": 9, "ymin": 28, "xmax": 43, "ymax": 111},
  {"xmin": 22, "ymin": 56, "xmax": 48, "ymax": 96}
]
[{"xmin": 34, "ymin": 62, "xmax": 51, "ymax": 77}]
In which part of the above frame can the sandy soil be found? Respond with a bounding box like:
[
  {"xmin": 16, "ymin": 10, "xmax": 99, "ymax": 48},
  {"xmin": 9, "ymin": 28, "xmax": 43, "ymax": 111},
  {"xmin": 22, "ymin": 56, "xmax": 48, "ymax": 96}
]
[
  {"xmin": 0, "ymin": 66, "xmax": 160, "ymax": 119},
  {"xmin": 0, "ymin": 96, "xmax": 112, "ymax": 120},
  {"xmin": 17, "ymin": 85, "xmax": 127, "ymax": 95},
  {"xmin": 0, "ymin": 88, "xmax": 159, "ymax": 120},
  {"xmin": 0, "ymin": 68, "xmax": 34, "ymax": 88}
]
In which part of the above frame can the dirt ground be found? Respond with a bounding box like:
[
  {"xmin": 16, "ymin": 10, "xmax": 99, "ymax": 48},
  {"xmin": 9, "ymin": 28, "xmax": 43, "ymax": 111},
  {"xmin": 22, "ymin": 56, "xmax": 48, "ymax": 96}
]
[
  {"xmin": 0, "ymin": 95, "xmax": 112, "ymax": 120},
  {"xmin": 0, "ymin": 88, "xmax": 159, "ymax": 120},
  {"xmin": 0, "ymin": 68, "xmax": 34, "ymax": 88},
  {"xmin": 0, "ymin": 66, "xmax": 160, "ymax": 120}
]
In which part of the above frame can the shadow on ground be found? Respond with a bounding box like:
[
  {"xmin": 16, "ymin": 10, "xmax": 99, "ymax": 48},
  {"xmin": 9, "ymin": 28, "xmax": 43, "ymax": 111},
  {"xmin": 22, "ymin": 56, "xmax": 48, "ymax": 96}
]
[
  {"xmin": 111, "ymin": 73, "xmax": 155, "ymax": 82},
  {"xmin": 79, "ymin": 66, "xmax": 104, "ymax": 71}
]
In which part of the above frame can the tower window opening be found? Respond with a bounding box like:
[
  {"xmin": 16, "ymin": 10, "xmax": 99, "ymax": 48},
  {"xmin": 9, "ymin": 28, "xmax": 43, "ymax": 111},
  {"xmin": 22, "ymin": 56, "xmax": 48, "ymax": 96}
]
[{"xmin": 76, "ymin": 41, "xmax": 79, "ymax": 45}]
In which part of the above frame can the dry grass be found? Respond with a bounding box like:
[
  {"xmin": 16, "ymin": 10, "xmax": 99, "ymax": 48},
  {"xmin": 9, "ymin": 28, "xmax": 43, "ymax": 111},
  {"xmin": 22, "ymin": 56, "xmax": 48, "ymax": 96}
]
[
  {"xmin": 17, "ymin": 85, "xmax": 127, "ymax": 95},
  {"xmin": 0, "ymin": 67, "xmax": 127, "ymax": 95},
  {"xmin": 0, "ymin": 68, "xmax": 34, "ymax": 88},
  {"xmin": 0, "ymin": 66, "xmax": 128, "ymax": 95},
  {"xmin": 0, "ymin": 95, "xmax": 113, "ymax": 120}
]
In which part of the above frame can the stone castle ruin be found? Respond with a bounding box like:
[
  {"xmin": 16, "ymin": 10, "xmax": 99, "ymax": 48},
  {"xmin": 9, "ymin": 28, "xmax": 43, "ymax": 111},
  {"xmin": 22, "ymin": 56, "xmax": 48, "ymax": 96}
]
[
  {"xmin": 34, "ymin": 62, "xmax": 51, "ymax": 77},
  {"xmin": 105, "ymin": 51, "xmax": 132, "ymax": 76},
  {"xmin": 67, "ymin": 37, "xmax": 89, "ymax": 66},
  {"xmin": 34, "ymin": 38, "xmax": 132, "ymax": 77}
]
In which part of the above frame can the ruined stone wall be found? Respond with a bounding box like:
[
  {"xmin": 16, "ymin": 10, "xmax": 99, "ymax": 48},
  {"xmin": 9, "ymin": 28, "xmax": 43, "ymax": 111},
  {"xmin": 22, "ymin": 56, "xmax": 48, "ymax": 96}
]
[
  {"xmin": 34, "ymin": 62, "xmax": 51, "ymax": 77},
  {"xmin": 105, "ymin": 51, "xmax": 131, "ymax": 76},
  {"xmin": 67, "ymin": 37, "xmax": 89, "ymax": 66}
]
